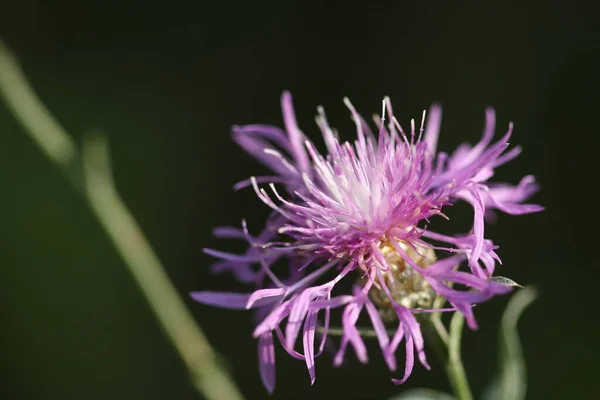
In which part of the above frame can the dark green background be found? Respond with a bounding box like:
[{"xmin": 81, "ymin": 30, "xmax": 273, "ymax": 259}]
[{"xmin": 1, "ymin": 1, "xmax": 598, "ymax": 399}]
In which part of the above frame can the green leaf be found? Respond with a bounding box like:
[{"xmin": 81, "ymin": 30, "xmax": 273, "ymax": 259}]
[
  {"xmin": 482, "ymin": 286, "xmax": 538, "ymax": 400},
  {"xmin": 388, "ymin": 388, "xmax": 455, "ymax": 400}
]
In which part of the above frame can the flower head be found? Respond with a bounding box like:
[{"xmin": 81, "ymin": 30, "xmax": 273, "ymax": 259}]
[{"xmin": 192, "ymin": 92, "xmax": 543, "ymax": 393}]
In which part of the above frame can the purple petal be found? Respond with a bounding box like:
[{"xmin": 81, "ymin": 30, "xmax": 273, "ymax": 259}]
[
  {"xmin": 333, "ymin": 337, "xmax": 349, "ymax": 367},
  {"xmin": 392, "ymin": 333, "xmax": 415, "ymax": 385},
  {"xmin": 253, "ymin": 299, "xmax": 293, "ymax": 338},
  {"xmin": 310, "ymin": 295, "xmax": 354, "ymax": 310},
  {"xmin": 468, "ymin": 185, "xmax": 486, "ymax": 266},
  {"xmin": 396, "ymin": 305, "xmax": 429, "ymax": 370},
  {"xmin": 203, "ymin": 248, "xmax": 259, "ymax": 263},
  {"xmin": 428, "ymin": 278, "xmax": 509, "ymax": 304},
  {"xmin": 387, "ymin": 324, "xmax": 405, "ymax": 357},
  {"xmin": 190, "ymin": 291, "xmax": 251, "ymax": 309},
  {"xmin": 489, "ymin": 175, "xmax": 539, "ymax": 202},
  {"xmin": 470, "ymin": 108, "xmax": 496, "ymax": 159},
  {"xmin": 281, "ymin": 91, "xmax": 310, "ymax": 173},
  {"xmin": 233, "ymin": 176, "xmax": 288, "ymax": 191},
  {"xmin": 424, "ymin": 254, "xmax": 466, "ymax": 275},
  {"xmin": 491, "ymin": 202, "xmax": 544, "ymax": 215},
  {"xmin": 303, "ymin": 309, "xmax": 318, "ymax": 385},
  {"xmin": 234, "ymin": 124, "xmax": 294, "ymax": 153},
  {"xmin": 450, "ymin": 129, "xmax": 511, "ymax": 186},
  {"xmin": 210, "ymin": 261, "xmax": 257, "ymax": 283},
  {"xmin": 212, "ymin": 226, "xmax": 246, "ymax": 239},
  {"xmin": 233, "ymin": 130, "xmax": 297, "ymax": 177},
  {"xmin": 274, "ymin": 326, "xmax": 305, "ymax": 360},
  {"xmin": 423, "ymin": 104, "xmax": 442, "ymax": 155},
  {"xmin": 433, "ymin": 270, "xmax": 493, "ymax": 291},
  {"xmin": 450, "ymin": 300, "xmax": 479, "ymax": 330},
  {"xmin": 492, "ymin": 145, "xmax": 522, "ymax": 167},
  {"xmin": 484, "ymin": 189, "xmax": 544, "ymax": 215},
  {"xmin": 285, "ymin": 292, "xmax": 312, "ymax": 350},
  {"xmin": 258, "ymin": 332, "xmax": 276, "ymax": 394},
  {"xmin": 316, "ymin": 301, "xmax": 331, "ymax": 356},
  {"xmin": 342, "ymin": 302, "xmax": 368, "ymax": 364},
  {"xmin": 246, "ymin": 288, "xmax": 286, "ymax": 309},
  {"xmin": 365, "ymin": 298, "xmax": 395, "ymax": 371}
]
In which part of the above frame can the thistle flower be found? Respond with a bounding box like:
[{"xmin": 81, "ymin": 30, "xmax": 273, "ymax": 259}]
[{"xmin": 191, "ymin": 92, "xmax": 543, "ymax": 393}]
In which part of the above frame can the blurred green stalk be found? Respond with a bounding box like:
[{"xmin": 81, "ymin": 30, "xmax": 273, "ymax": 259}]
[
  {"xmin": 428, "ymin": 294, "xmax": 473, "ymax": 400},
  {"xmin": 0, "ymin": 39, "xmax": 244, "ymax": 400},
  {"xmin": 446, "ymin": 312, "xmax": 473, "ymax": 400}
]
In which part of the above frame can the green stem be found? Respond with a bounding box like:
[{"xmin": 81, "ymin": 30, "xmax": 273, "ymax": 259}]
[
  {"xmin": 0, "ymin": 39, "xmax": 244, "ymax": 400},
  {"xmin": 420, "ymin": 317, "xmax": 448, "ymax": 367},
  {"xmin": 431, "ymin": 295, "xmax": 450, "ymax": 347},
  {"xmin": 445, "ymin": 312, "xmax": 473, "ymax": 400},
  {"xmin": 427, "ymin": 294, "xmax": 473, "ymax": 400}
]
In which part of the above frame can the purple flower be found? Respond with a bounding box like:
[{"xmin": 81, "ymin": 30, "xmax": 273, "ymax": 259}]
[{"xmin": 191, "ymin": 92, "xmax": 543, "ymax": 393}]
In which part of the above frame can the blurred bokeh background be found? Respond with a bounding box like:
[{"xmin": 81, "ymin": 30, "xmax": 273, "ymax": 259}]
[{"xmin": 1, "ymin": 1, "xmax": 598, "ymax": 399}]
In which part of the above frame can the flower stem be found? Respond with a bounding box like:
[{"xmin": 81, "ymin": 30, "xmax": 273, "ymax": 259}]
[
  {"xmin": 0, "ymin": 39, "xmax": 244, "ymax": 400},
  {"xmin": 427, "ymin": 295, "xmax": 473, "ymax": 400},
  {"xmin": 446, "ymin": 312, "xmax": 473, "ymax": 400}
]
